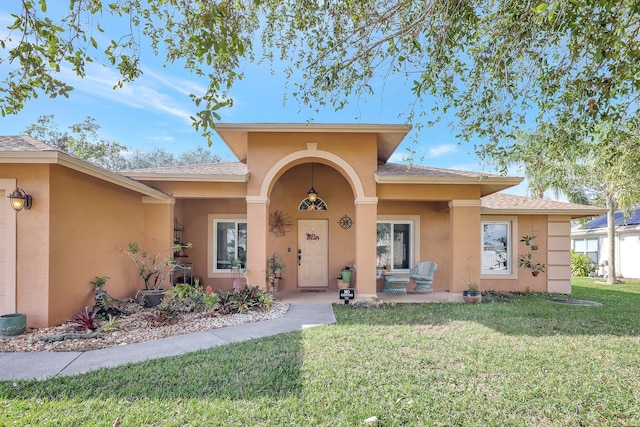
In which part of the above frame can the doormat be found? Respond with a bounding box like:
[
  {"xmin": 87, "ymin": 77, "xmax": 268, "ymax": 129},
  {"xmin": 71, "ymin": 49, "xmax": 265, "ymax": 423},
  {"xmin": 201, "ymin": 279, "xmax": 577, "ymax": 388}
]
[{"xmin": 549, "ymin": 299, "xmax": 602, "ymax": 307}]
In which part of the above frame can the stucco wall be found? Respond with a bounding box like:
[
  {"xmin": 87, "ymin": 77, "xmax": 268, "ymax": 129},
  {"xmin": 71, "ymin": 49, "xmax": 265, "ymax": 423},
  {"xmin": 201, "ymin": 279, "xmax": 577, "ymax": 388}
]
[
  {"xmin": 1, "ymin": 164, "xmax": 51, "ymax": 327},
  {"xmin": 177, "ymin": 164, "xmax": 361, "ymax": 292},
  {"xmin": 268, "ymin": 164, "xmax": 357, "ymax": 290},
  {"xmin": 246, "ymin": 132, "xmax": 378, "ymax": 197},
  {"xmin": 378, "ymin": 201, "xmax": 451, "ymax": 290},
  {"xmin": 180, "ymin": 198, "xmax": 247, "ymax": 290},
  {"xmin": 481, "ymin": 215, "xmax": 549, "ymax": 293},
  {"xmin": 48, "ymin": 165, "xmax": 146, "ymax": 326}
]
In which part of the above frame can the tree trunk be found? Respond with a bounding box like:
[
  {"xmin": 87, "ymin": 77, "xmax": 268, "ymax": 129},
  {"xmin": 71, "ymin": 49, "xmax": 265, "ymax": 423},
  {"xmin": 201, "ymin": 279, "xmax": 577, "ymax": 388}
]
[{"xmin": 606, "ymin": 195, "xmax": 617, "ymax": 284}]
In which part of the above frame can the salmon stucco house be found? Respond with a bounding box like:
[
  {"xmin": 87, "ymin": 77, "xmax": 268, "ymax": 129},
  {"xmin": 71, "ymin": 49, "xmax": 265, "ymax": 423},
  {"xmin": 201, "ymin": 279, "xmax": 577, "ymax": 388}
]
[{"xmin": 0, "ymin": 124, "xmax": 605, "ymax": 327}]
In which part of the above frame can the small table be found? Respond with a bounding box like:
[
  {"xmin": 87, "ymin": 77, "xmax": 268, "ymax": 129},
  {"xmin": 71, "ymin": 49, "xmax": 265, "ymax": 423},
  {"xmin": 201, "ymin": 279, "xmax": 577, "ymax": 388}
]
[{"xmin": 382, "ymin": 274, "xmax": 410, "ymax": 295}]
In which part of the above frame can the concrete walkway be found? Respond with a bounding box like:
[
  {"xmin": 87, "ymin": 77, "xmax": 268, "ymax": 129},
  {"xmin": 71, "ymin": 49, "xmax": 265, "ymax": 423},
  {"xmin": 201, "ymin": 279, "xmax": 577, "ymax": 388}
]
[{"xmin": 0, "ymin": 304, "xmax": 336, "ymax": 381}]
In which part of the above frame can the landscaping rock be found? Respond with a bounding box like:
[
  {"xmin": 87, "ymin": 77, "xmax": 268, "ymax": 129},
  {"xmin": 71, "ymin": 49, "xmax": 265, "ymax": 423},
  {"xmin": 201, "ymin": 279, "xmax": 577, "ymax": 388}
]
[{"xmin": 351, "ymin": 297, "xmax": 384, "ymax": 309}]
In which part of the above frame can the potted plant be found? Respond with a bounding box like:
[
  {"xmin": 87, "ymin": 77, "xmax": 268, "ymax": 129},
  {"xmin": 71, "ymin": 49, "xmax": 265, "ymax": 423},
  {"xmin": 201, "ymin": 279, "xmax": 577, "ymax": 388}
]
[
  {"xmin": 267, "ymin": 252, "xmax": 286, "ymax": 279},
  {"xmin": 120, "ymin": 241, "xmax": 192, "ymax": 307},
  {"xmin": 518, "ymin": 253, "xmax": 546, "ymax": 276},
  {"xmin": 462, "ymin": 282, "xmax": 482, "ymax": 304},
  {"xmin": 341, "ymin": 265, "xmax": 353, "ymax": 282},
  {"xmin": 520, "ymin": 235, "xmax": 537, "ymax": 246},
  {"xmin": 229, "ymin": 256, "xmax": 242, "ymax": 270}
]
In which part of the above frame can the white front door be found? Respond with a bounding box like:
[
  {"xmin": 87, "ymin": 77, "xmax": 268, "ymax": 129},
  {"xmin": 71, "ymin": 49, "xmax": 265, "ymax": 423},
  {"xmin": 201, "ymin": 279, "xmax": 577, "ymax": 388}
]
[{"xmin": 297, "ymin": 219, "xmax": 329, "ymax": 288}]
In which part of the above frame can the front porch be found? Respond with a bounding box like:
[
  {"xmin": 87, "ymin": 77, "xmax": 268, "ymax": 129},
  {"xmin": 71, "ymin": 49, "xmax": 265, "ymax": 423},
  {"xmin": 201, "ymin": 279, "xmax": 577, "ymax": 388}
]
[{"xmin": 275, "ymin": 289, "xmax": 464, "ymax": 304}]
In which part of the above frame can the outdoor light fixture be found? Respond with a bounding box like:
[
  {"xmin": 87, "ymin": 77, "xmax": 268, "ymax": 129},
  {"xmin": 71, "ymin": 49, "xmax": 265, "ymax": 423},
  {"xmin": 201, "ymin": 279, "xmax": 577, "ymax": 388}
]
[
  {"xmin": 307, "ymin": 163, "xmax": 318, "ymax": 203},
  {"xmin": 7, "ymin": 187, "xmax": 32, "ymax": 212}
]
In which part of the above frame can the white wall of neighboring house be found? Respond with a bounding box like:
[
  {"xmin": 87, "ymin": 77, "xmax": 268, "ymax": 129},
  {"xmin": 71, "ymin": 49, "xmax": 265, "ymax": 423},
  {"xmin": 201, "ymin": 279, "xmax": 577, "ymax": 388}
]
[
  {"xmin": 618, "ymin": 232, "xmax": 640, "ymax": 279},
  {"xmin": 572, "ymin": 226, "xmax": 640, "ymax": 279}
]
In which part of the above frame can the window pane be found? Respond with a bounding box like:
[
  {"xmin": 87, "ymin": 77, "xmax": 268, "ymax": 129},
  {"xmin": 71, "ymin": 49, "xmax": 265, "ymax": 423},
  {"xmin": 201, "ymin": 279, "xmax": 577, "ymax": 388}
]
[
  {"xmin": 216, "ymin": 222, "xmax": 236, "ymax": 269},
  {"xmin": 393, "ymin": 224, "xmax": 411, "ymax": 269},
  {"xmin": 586, "ymin": 238, "xmax": 598, "ymax": 252},
  {"xmin": 574, "ymin": 239, "xmax": 586, "ymax": 252},
  {"xmin": 376, "ymin": 223, "xmax": 391, "ymax": 268},
  {"xmin": 482, "ymin": 223, "xmax": 509, "ymax": 271},
  {"xmin": 237, "ymin": 223, "xmax": 247, "ymax": 267}
]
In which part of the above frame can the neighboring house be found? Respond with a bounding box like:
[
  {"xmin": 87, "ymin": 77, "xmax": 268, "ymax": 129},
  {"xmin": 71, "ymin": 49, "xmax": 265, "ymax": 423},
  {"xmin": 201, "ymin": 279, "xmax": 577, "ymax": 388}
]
[
  {"xmin": 1, "ymin": 124, "xmax": 605, "ymax": 327},
  {"xmin": 571, "ymin": 206, "xmax": 640, "ymax": 279}
]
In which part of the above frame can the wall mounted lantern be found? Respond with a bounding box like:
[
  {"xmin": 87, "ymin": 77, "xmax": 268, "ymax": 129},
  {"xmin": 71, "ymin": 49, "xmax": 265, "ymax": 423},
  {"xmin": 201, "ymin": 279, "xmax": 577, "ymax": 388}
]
[
  {"xmin": 7, "ymin": 187, "xmax": 32, "ymax": 212},
  {"xmin": 307, "ymin": 163, "xmax": 318, "ymax": 203}
]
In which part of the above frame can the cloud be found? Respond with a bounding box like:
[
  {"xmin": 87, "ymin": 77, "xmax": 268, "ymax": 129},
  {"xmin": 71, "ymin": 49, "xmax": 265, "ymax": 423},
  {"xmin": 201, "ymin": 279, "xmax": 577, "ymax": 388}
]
[
  {"xmin": 428, "ymin": 144, "xmax": 457, "ymax": 157},
  {"xmin": 58, "ymin": 64, "xmax": 196, "ymax": 124}
]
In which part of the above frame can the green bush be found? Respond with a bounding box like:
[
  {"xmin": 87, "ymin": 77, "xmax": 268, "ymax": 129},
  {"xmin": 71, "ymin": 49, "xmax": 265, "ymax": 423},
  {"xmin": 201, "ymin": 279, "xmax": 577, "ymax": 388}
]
[
  {"xmin": 571, "ymin": 250, "xmax": 596, "ymax": 277},
  {"xmin": 218, "ymin": 285, "xmax": 274, "ymax": 314}
]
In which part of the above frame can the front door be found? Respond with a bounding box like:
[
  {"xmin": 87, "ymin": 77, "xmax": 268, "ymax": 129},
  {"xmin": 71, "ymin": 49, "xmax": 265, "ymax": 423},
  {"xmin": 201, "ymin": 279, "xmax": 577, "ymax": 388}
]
[{"xmin": 297, "ymin": 219, "xmax": 329, "ymax": 288}]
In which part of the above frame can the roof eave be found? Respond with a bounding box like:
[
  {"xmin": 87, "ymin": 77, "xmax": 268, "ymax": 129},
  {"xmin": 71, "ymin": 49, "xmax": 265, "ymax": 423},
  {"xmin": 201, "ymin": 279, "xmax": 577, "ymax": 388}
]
[
  {"xmin": 215, "ymin": 123, "xmax": 412, "ymax": 163},
  {"xmin": 375, "ymin": 175, "xmax": 523, "ymax": 195},
  {"xmin": 121, "ymin": 172, "xmax": 250, "ymax": 183},
  {"xmin": 1, "ymin": 151, "xmax": 171, "ymax": 200},
  {"xmin": 482, "ymin": 207, "xmax": 607, "ymax": 218}
]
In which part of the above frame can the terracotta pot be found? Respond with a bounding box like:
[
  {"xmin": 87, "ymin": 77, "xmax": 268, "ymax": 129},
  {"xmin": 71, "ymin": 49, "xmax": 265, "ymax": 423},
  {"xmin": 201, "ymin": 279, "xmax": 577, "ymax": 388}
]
[{"xmin": 462, "ymin": 291, "xmax": 482, "ymax": 304}]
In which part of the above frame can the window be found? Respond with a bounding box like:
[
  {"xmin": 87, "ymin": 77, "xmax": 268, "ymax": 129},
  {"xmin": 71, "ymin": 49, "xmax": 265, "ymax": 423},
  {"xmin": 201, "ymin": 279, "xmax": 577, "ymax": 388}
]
[
  {"xmin": 298, "ymin": 197, "xmax": 328, "ymax": 211},
  {"xmin": 482, "ymin": 221, "xmax": 511, "ymax": 274},
  {"xmin": 377, "ymin": 221, "xmax": 413, "ymax": 270},
  {"xmin": 214, "ymin": 220, "xmax": 247, "ymax": 271},
  {"xmin": 572, "ymin": 238, "xmax": 598, "ymax": 264}
]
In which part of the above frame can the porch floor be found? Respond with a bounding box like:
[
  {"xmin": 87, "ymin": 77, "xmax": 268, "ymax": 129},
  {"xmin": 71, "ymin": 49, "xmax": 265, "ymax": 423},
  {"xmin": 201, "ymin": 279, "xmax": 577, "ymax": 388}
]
[{"xmin": 275, "ymin": 289, "xmax": 464, "ymax": 304}]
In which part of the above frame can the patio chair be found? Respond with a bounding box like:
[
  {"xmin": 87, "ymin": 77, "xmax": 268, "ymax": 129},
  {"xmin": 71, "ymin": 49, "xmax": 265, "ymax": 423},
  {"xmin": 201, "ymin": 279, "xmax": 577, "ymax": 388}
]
[{"xmin": 410, "ymin": 261, "xmax": 438, "ymax": 294}]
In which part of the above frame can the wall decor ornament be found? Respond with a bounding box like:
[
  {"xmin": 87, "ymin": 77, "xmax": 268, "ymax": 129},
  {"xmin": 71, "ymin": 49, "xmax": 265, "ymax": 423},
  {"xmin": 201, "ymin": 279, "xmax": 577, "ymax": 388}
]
[
  {"xmin": 269, "ymin": 210, "xmax": 292, "ymax": 237},
  {"xmin": 338, "ymin": 215, "xmax": 353, "ymax": 230}
]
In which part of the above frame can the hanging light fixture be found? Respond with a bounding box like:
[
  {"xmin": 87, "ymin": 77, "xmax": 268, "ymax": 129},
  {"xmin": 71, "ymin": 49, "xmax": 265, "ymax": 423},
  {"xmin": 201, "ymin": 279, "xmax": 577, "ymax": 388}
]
[
  {"xmin": 307, "ymin": 163, "xmax": 318, "ymax": 203},
  {"xmin": 7, "ymin": 187, "xmax": 32, "ymax": 212}
]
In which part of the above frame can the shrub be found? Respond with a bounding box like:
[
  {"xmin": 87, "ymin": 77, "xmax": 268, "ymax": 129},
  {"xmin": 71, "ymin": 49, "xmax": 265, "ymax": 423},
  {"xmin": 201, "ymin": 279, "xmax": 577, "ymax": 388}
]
[
  {"xmin": 218, "ymin": 285, "xmax": 274, "ymax": 314},
  {"xmin": 142, "ymin": 309, "xmax": 175, "ymax": 327},
  {"xmin": 571, "ymin": 250, "xmax": 596, "ymax": 277},
  {"xmin": 98, "ymin": 314, "xmax": 121, "ymax": 332},
  {"xmin": 161, "ymin": 283, "xmax": 215, "ymax": 313},
  {"xmin": 70, "ymin": 307, "xmax": 101, "ymax": 333}
]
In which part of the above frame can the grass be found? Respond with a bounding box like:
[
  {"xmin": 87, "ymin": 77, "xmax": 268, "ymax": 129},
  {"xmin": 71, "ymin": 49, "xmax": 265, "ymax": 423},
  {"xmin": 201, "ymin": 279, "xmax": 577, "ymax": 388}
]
[{"xmin": 2, "ymin": 278, "xmax": 640, "ymax": 426}]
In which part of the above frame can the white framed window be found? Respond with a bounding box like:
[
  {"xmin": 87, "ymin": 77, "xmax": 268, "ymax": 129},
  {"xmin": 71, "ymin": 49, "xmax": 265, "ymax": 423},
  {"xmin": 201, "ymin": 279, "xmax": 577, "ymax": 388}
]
[
  {"xmin": 298, "ymin": 197, "xmax": 328, "ymax": 211},
  {"xmin": 376, "ymin": 220, "xmax": 414, "ymax": 271},
  {"xmin": 572, "ymin": 238, "xmax": 599, "ymax": 264},
  {"xmin": 482, "ymin": 221, "xmax": 512, "ymax": 274},
  {"xmin": 213, "ymin": 219, "xmax": 247, "ymax": 272}
]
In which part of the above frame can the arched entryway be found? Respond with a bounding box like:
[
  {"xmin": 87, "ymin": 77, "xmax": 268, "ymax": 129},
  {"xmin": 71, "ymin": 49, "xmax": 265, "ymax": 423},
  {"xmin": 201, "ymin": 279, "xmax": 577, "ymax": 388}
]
[{"xmin": 245, "ymin": 143, "xmax": 379, "ymax": 297}]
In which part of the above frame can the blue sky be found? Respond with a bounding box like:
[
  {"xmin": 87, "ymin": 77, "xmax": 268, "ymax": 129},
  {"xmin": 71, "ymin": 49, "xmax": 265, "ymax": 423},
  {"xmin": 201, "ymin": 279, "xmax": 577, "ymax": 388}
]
[{"xmin": 0, "ymin": 6, "xmax": 528, "ymax": 195}]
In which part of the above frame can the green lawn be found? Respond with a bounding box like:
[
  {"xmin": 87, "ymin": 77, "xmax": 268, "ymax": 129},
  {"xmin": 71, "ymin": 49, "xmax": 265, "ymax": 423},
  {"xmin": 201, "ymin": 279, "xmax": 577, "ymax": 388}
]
[{"xmin": 2, "ymin": 278, "xmax": 640, "ymax": 426}]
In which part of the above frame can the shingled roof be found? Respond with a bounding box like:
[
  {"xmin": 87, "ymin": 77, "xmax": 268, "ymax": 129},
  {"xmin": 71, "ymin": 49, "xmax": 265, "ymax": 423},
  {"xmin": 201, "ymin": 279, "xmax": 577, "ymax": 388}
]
[
  {"xmin": 0, "ymin": 135, "xmax": 170, "ymax": 200},
  {"xmin": 121, "ymin": 162, "xmax": 249, "ymax": 182},
  {"xmin": 0, "ymin": 135, "xmax": 57, "ymax": 152},
  {"xmin": 376, "ymin": 163, "xmax": 493, "ymax": 179},
  {"xmin": 375, "ymin": 163, "xmax": 523, "ymax": 196},
  {"xmin": 482, "ymin": 193, "xmax": 606, "ymax": 217}
]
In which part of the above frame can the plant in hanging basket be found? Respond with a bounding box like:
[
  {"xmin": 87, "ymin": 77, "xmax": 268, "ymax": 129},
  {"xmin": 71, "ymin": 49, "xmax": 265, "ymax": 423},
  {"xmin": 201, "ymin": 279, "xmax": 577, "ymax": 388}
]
[{"xmin": 518, "ymin": 253, "xmax": 546, "ymax": 276}]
